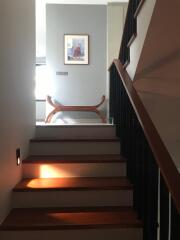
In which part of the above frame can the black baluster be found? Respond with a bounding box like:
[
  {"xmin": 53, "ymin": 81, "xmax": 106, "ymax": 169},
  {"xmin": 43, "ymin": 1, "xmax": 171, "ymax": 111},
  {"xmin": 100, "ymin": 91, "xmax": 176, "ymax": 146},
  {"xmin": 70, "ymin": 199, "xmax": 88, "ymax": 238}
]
[
  {"xmin": 159, "ymin": 175, "xmax": 169, "ymax": 240},
  {"xmin": 171, "ymin": 198, "xmax": 180, "ymax": 240}
]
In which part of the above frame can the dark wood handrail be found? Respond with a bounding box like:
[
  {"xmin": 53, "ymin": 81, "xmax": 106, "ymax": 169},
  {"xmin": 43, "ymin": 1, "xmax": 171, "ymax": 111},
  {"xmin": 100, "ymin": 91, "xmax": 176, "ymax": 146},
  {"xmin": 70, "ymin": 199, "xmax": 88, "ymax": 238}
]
[
  {"xmin": 134, "ymin": 0, "xmax": 145, "ymax": 17},
  {"xmin": 119, "ymin": 0, "xmax": 145, "ymax": 66},
  {"xmin": 111, "ymin": 59, "xmax": 180, "ymax": 213}
]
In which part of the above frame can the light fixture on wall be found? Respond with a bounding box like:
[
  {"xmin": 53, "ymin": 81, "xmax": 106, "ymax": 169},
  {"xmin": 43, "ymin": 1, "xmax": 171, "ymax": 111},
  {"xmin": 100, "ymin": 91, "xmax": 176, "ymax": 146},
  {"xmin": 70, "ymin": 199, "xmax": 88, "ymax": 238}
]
[{"xmin": 16, "ymin": 148, "xmax": 21, "ymax": 166}]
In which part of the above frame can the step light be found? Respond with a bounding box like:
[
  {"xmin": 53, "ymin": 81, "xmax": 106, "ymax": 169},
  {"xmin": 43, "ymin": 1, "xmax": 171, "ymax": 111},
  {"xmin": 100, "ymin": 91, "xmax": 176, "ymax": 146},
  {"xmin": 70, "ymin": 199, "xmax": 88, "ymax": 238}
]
[{"xmin": 16, "ymin": 148, "xmax": 21, "ymax": 166}]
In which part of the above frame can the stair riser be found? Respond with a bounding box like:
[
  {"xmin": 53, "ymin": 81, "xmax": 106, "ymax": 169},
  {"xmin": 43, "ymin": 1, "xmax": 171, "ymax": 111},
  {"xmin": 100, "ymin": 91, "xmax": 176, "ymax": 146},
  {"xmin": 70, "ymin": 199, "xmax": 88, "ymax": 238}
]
[
  {"xmin": 23, "ymin": 163, "xmax": 126, "ymax": 178},
  {"xmin": 29, "ymin": 142, "xmax": 121, "ymax": 155},
  {"xmin": 35, "ymin": 126, "xmax": 116, "ymax": 139},
  {"xmin": 0, "ymin": 228, "xmax": 143, "ymax": 240},
  {"xmin": 12, "ymin": 190, "xmax": 133, "ymax": 208},
  {"xmin": 0, "ymin": 228, "xmax": 142, "ymax": 240}
]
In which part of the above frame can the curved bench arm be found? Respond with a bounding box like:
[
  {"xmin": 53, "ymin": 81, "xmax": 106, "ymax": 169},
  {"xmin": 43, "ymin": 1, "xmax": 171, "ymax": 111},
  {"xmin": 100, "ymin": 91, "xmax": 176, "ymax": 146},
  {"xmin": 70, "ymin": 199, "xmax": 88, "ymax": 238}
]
[{"xmin": 45, "ymin": 95, "xmax": 106, "ymax": 123}]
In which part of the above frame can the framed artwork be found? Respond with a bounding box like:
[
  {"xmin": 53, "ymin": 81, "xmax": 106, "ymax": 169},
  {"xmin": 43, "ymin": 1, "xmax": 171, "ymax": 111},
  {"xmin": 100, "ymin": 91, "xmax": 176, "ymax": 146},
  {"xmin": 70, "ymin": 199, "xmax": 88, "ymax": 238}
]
[{"xmin": 64, "ymin": 34, "xmax": 89, "ymax": 65}]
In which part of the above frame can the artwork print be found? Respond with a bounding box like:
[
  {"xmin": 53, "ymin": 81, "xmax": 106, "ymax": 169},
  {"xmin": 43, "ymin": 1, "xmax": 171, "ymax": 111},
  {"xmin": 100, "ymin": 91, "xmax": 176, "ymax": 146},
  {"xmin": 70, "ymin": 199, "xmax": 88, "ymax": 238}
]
[{"xmin": 64, "ymin": 35, "xmax": 89, "ymax": 65}]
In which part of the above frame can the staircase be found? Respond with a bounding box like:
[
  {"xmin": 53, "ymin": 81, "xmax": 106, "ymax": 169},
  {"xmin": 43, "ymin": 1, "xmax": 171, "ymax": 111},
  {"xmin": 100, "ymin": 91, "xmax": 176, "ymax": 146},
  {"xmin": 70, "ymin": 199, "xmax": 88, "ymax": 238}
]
[{"xmin": 0, "ymin": 125, "xmax": 142, "ymax": 240}]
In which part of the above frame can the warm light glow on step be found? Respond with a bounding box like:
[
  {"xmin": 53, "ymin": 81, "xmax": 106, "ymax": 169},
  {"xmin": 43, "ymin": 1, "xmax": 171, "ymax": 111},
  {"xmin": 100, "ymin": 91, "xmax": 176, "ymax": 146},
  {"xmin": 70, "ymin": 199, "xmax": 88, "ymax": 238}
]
[
  {"xmin": 26, "ymin": 178, "xmax": 66, "ymax": 188},
  {"xmin": 40, "ymin": 165, "xmax": 69, "ymax": 178}
]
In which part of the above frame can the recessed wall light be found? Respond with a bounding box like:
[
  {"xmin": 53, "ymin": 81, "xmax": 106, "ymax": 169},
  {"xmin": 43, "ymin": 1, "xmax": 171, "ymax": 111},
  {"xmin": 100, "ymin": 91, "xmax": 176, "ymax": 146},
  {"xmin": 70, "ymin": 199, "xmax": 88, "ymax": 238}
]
[{"xmin": 16, "ymin": 148, "xmax": 21, "ymax": 166}]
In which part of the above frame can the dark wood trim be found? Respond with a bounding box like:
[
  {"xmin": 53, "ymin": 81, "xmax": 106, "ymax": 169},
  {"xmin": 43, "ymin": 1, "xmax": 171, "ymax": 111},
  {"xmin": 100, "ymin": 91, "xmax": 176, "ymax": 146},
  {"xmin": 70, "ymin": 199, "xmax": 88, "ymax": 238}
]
[
  {"xmin": 123, "ymin": 60, "xmax": 130, "ymax": 69},
  {"xmin": 134, "ymin": 0, "xmax": 146, "ymax": 18},
  {"xmin": 1, "ymin": 206, "xmax": 138, "ymax": 213},
  {"xmin": 0, "ymin": 207, "xmax": 142, "ymax": 231},
  {"xmin": 0, "ymin": 224, "xmax": 143, "ymax": 231},
  {"xmin": 119, "ymin": 0, "xmax": 146, "ymax": 66},
  {"xmin": 30, "ymin": 138, "xmax": 120, "ymax": 143},
  {"xmin": 35, "ymin": 99, "xmax": 46, "ymax": 102},
  {"xmin": 108, "ymin": 60, "xmax": 116, "ymax": 71},
  {"xmin": 23, "ymin": 154, "xmax": 126, "ymax": 164},
  {"xmin": 23, "ymin": 159, "xmax": 124, "ymax": 164},
  {"xmin": 13, "ymin": 177, "xmax": 133, "ymax": 192},
  {"xmin": 127, "ymin": 33, "xmax": 137, "ymax": 48},
  {"xmin": 112, "ymin": 59, "xmax": 180, "ymax": 213},
  {"xmin": 119, "ymin": 0, "xmax": 132, "ymax": 60}
]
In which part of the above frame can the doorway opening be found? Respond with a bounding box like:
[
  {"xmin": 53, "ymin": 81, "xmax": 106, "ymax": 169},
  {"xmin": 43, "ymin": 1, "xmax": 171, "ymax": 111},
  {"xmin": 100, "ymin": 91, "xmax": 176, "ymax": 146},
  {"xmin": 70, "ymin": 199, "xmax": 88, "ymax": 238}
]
[{"xmin": 35, "ymin": 0, "xmax": 127, "ymax": 125}]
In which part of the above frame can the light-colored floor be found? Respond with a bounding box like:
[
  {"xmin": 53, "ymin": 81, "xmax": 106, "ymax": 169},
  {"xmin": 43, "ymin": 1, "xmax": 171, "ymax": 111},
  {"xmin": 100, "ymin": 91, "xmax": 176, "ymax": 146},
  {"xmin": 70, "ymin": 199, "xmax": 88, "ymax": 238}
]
[
  {"xmin": 36, "ymin": 122, "xmax": 112, "ymax": 126},
  {"xmin": 36, "ymin": 118, "xmax": 112, "ymax": 126}
]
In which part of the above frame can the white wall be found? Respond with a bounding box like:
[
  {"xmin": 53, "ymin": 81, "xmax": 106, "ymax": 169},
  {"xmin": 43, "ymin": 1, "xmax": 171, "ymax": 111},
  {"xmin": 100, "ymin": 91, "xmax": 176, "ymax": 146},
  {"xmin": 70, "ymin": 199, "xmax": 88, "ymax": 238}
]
[
  {"xmin": 46, "ymin": 4, "xmax": 107, "ymax": 120},
  {"xmin": 0, "ymin": 0, "xmax": 35, "ymax": 223},
  {"xmin": 35, "ymin": 0, "xmax": 129, "ymax": 59},
  {"xmin": 36, "ymin": 0, "xmax": 129, "ymax": 57},
  {"xmin": 126, "ymin": 0, "xmax": 156, "ymax": 80},
  {"xmin": 36, "ymin": 101, "xmax": 46, "ymax": 121},
  {"xmin": 107, "ymin": 2, "xmax": 127, "ymax": 67},
  {"xmin": 36, "ymin": 0, "xmax": 46, "ymax": 59}
]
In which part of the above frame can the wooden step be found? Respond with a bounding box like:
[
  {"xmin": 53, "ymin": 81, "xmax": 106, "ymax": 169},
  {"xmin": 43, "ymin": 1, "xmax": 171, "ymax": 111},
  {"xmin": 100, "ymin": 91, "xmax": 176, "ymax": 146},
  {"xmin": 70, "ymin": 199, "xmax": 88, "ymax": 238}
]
[
  {"xmin": 14, "ymin": 177, "xmax": 132, "ymax": 191},
  {"xmin": 35, "ymin": 125, "xmax": 116, "ymax": 139},
  {"xmin": 23, "ymin": 154, "xmax": 126, "ymax": 163},
  {"xmin": 0, "ymin": 206, "xmax": 142, "ymax": 230},
  {"xmin": 0, "ymin": 207, "xmax": 142, "ymax": 240},
  {"xmin": 12, "ymin": 177, "xmax": 133, "ymax": 208},
  {"xmin": 29, "ymin": 138, "xmax": 121, "ymax": 155},
  {"xmin": 30, "ymin": 138, "xmax": 119, "ymax": 142},
  {"xmin": 22, "ymin": 155, "xmax": 126, "ymax": 178},
  {"xmin": 0, "ymin": 228, "xmax": 143, "ymax": 240}
]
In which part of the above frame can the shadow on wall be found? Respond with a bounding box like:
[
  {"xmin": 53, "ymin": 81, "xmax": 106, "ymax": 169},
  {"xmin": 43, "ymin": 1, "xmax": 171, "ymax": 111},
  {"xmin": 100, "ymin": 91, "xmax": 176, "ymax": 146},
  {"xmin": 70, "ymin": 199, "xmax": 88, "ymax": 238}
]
[{"xmin": 135, "ymin": 47, "xmax": 180, "ymax": 81}]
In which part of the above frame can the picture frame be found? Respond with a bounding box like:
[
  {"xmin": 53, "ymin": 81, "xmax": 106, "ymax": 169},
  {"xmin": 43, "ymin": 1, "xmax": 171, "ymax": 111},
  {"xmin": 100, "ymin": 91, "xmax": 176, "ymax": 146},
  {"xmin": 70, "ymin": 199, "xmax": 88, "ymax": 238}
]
[{"xmin": 64, "ymin": 34, "xmax": 89, "ymax": 65}]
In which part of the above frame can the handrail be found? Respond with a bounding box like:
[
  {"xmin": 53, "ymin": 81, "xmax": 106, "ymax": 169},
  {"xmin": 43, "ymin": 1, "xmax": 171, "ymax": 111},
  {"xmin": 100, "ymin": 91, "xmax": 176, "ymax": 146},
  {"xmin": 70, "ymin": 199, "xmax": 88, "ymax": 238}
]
[
  {"xmin": 134, "ymin": 0, "xmax": 145, "ymax": 17},
  {"xmin": 112, "ymin": 59, "xmax": 180, "ymax": 213}
]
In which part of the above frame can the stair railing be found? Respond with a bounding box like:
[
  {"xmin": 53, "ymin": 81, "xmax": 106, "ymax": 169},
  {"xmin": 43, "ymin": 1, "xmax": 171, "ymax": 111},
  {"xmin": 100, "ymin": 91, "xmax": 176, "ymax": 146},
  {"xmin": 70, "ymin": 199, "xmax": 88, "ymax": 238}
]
[
  {"xmin": 119, "ymin": 0, "xmax": 145, "ymax": 67},
  {"xmin": 109, "ymin": 59, "xmax": 180, "ymax": 240}
]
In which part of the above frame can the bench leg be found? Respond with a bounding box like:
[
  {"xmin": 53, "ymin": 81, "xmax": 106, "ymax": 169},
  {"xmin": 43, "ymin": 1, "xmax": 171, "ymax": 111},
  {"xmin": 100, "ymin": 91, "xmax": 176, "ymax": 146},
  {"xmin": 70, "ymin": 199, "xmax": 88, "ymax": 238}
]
[
  {"xmin": 45, "ymin": 109, "xmax": 57, "ymax": 123},
  {"xmin": 94, "ymin": 110, "xmax": 107, "ymax": 123}
]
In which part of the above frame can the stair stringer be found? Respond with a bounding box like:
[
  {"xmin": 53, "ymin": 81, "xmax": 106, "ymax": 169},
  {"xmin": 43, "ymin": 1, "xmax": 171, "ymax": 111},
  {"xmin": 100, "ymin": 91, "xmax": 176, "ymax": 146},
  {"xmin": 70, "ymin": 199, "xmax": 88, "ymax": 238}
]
[{"xmin": 133, "ymin": 0, "xmax": 180, "ymax": 170}]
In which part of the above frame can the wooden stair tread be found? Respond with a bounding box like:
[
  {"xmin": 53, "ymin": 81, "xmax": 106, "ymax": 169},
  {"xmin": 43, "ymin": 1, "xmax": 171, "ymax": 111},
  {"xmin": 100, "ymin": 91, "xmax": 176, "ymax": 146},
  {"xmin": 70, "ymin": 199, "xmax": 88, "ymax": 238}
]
[
  {"xmin": 23, "ymin": 154, "xmax": 126, "ymax": 164},
  {"xmin": 30, "ymin": 138, "xmax": 120, "ymax": 142},
  {"xmin": 0, "ymin": 207, "xmax": 142, "ymax": 230},
  {"xmin": 14, "ymin": 177, "xmax": 133, "ymax": 191}
]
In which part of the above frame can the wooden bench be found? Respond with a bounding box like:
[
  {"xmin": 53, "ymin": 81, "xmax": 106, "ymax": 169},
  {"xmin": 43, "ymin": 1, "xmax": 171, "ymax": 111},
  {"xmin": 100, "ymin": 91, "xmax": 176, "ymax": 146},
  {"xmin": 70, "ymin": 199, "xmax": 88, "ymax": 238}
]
[{"xmin": 45, "ymin": 95, "xmax": 106, "ymax": 123}]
